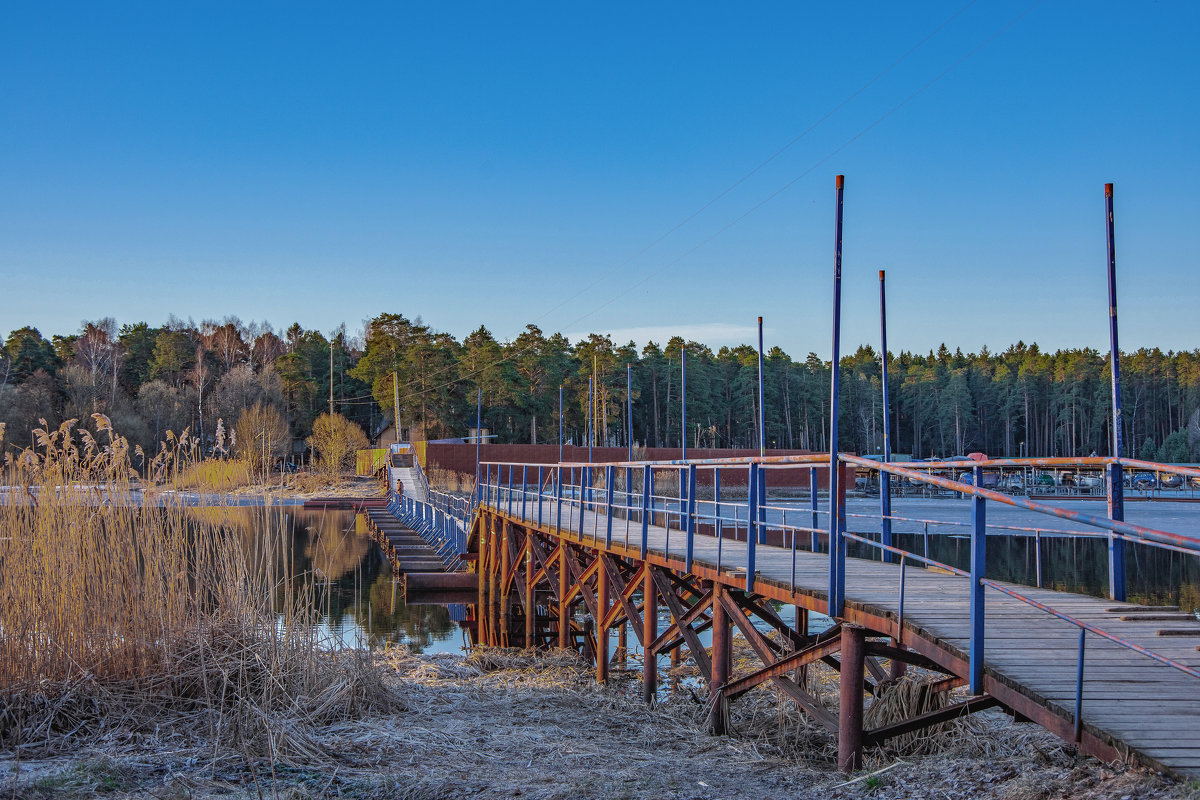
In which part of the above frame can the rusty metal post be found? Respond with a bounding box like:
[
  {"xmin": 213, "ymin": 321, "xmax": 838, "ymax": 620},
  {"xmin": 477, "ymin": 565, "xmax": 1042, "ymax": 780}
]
[
  {"xmin": 524, "ymin": 542, "xmax": 535, "ymax": 648},
  {"xmin": 710, "ymin": 582, "xmax": 730, "ymax": 735},
  {"xmin": 558, "ymin": 547, "xmax": 570, "ymax": 649},
  {"xmin": 642, "ymin": 567, "xmax": 658, "ymax": 703},
  {"xmin": 838, "ymin": 624, "xmax": 866, "ymax": 773},
  {"xmin": 477, "ymin": 518, "xmax": 489, "ymax": 645},
  {"xmin": 795, "ymin": 604, "xmax": 809, "ymax": 685},
  {"xmin": 499, "ymin": 520, "xmax": 510, "ymax": 646},
  {"xmin": 617, "ymin": 620, "xmax": 628, "ymax": 666},
  {"xmin": 596, "ymin": 556, "xmax": 609, "ymax": 682},
  {"xmin": 488, "ymin": 519, "xmax": 499, "ymax": 645}
]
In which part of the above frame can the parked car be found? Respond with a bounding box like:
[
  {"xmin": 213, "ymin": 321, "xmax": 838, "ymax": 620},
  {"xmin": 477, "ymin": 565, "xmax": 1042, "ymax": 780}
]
[
  {"xmin": 1159, "ymin": 473, "xmax": 1184, "ymax": 489},
  {"xmin": 1035, "ymin": 473, "xmax": 1057, "ymax": 487},
  {"xmin": 1076, "ymin": 473, "xmax": 1104, "ymax": 489},
  {"xmin": 1002, "ymin": 474, "xmax": 1026, "ymax": 492},
  {"xmin": 1132, "ymin": 472, "xmax": 1157, "ymax": 490},
  {"xmin": 957, "ymin": 471, "xmax": 974, "ymax": 486}
]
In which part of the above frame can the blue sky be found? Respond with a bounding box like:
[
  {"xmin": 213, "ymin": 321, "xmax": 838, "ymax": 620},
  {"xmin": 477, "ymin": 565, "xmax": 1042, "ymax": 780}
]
[{"xmin": 2, "ymin": 2, "xmax": 1197, "ymax": 357}]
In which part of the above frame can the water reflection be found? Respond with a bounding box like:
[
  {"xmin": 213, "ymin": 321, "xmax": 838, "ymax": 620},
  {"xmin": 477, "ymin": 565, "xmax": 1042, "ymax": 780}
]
[{"xmin": 233, "ymin": 507, "xmax": 466, "ymax": 653}]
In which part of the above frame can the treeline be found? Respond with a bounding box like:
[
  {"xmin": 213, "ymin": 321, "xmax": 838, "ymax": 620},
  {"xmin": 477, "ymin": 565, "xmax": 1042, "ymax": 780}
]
[{"xmin": 3, "ymin": 313, "xmax": 1199, "ymax": 464}]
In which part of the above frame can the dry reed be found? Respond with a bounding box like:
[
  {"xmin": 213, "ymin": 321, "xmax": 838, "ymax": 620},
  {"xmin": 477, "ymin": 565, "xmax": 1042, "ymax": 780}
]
[{"xmin": 0, "ymin": 416, "xmax": 401, "ymax": 765}]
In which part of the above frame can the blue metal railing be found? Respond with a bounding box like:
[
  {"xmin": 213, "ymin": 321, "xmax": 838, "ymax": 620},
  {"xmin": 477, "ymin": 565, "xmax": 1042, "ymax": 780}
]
[{"xmin": 475, "ymin": 451, "xmax": 1200, "ymax": 741}]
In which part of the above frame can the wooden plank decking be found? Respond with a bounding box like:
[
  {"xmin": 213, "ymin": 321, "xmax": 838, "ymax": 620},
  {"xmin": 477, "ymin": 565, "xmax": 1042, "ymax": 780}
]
[{"xmin": 496, "ymin": 499, "xmax": 1200, "ymax": 777}]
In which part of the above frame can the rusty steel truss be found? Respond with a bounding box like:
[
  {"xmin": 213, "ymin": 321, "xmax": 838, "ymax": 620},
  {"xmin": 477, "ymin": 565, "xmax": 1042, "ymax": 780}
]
[{"xmin": 465, "ymin": 505, "xmax": 1016, "ymax": 771}]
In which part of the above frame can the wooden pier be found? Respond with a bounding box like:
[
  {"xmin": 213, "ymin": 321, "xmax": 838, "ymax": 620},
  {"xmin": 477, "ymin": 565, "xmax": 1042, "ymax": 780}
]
[{"xmin": 467, "ymin": 489, "xmax": 1200, "ymax": 777}]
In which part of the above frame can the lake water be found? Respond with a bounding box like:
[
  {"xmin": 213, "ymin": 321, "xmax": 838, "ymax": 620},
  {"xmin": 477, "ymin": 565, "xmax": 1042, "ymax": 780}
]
[{"xmin": 230, "ymin": 507, "xmax": 468, "ymax": 654}]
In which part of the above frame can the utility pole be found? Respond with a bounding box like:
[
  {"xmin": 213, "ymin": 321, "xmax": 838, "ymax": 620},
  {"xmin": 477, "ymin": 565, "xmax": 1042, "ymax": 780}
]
[{"xmin": 329, "ymin": 336, "xmax": 335, "ymax": 419}]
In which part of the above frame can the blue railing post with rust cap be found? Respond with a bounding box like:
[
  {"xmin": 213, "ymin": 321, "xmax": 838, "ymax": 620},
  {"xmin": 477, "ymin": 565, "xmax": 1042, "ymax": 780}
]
[
  {"xmin": 969, "ymin": 464, "xmax": 987, "ymax": 695},
  {"xmin": 747, "ymin": 462, "xmax": 758, "ymax": 592},
  {"xmin": 640, "ymin": 465, "xmax": 651, "ymax": 558},
  {"xmin": 605, "ymin": 464, "xmax": 615, "ymax": 547},
  {"xmin": 828, "ymin": 174, "xmax": 845, "ymax": 618},
  {"xmin": 810, "ymin": 467, "xmax": 819, "ymax": 553},
  {"xmin": 1105, "ymin": 182, "xmax": 1126, "ymax": 602},
  {"xmin": 880, "ymin": 269, "xmax": 894, "ymax": 563},
  {"xmin": 685, "ymin": 464, "xmax": 697, "ymax": 572}
]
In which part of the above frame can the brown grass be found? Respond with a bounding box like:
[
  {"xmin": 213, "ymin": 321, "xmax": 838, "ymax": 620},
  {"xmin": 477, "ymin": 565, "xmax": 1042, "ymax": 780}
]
[
  {"xmin": 0, "ymin": 416, "xmax": 401, "ymax": 765},
  {"xmin": 172, "ymin": 458, "xmax": 253, "ymax": 490}
]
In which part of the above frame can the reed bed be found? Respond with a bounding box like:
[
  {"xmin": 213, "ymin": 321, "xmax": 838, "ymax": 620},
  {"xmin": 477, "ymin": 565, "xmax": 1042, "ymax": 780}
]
[
  {"xmin": 171, "ymin": 458, "xmax": 254, "ymax": 491},
  {"xmin": 0, "ymin": 417, "xmax": 400, "ymax": 765}
]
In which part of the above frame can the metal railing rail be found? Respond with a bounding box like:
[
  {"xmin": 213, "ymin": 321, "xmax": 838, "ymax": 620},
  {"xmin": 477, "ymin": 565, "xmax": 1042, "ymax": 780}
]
[{"xmin": 473, "ymin": 451, "xmax": 1200, "ymax": 743}]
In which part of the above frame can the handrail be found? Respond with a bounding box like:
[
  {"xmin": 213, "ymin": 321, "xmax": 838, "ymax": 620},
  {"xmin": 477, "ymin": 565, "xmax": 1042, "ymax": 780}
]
[
  {"xmin": 839, "ymin": 453, "xmax": 1200, "ymax": 554},
  {"xmin": 472, "ymin": 452, "xmax": 1200, "ymax": 730}
]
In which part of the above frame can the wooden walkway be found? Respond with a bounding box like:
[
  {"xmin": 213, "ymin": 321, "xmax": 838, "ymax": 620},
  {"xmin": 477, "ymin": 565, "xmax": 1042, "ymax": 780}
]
[{"xmin": 499, "ymin": 499, "xmax": 1200, "ymax": 778}]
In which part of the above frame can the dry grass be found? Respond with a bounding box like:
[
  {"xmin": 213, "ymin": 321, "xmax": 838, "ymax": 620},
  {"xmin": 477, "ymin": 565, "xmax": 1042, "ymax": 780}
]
[
  {"xmin": 427, "ymin": 466, "xmax": 474, "ymax": 494},
  {"xmin": 2, "ymin": 645, "xmax": 1194, "ymax": 799},
  {"xmin": 0, "ymin": 416, "xmax": 401, "ymax": 771},
  {"xmin": 172, "ymin": 458, "xmax": 254, "ymax": 490}
]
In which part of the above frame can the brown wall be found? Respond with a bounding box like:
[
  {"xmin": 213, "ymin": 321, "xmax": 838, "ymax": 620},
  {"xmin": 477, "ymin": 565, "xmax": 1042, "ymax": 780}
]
[{"xmin": 424, "ymin": 443, "xmax": 850, "ymax": 490}]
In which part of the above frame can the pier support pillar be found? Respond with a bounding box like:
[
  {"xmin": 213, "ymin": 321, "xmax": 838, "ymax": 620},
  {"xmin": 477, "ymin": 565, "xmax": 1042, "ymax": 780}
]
[
  {"xmin": 558, "ymin": 548, "xmax": 570, "ymax": 649},
  {"xmin": 838, "ymin": 625, "xmax": 866, "ymax": 773},
  {"xmin": 524, "ymin": 543, "xmax": 535, "ymax": 648},
  {"xmin": 795, "ymin": 605, "xmax": 809, "ymax": 686},
  {"xmin": 709, "ymin": 583, "xmax": 730, "ymax": 735},
  {"xmin": 596, "ymin": 556, "xmax": 610, "ymax": 683},
  {"xmin": 642, "ymin": 568, "xmax": 657, "ymax": 703}
]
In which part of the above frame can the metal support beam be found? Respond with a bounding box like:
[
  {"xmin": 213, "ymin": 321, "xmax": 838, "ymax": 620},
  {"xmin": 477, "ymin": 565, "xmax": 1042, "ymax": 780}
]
[
  {"xmin": 838, "ymin": 624, "xmax": 865, "ymax": 773},
  {"xmin": 642, "ymin": 566, "xmax": 657, "ymax": 703},
  {"xmin": 709, "ymin": 582, "xmax": 730, "ymax": 735}
]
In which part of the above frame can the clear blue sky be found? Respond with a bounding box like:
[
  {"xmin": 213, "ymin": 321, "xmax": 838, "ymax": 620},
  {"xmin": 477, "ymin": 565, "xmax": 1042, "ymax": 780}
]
[{"xmin": 2, "ymin": 2, "xmax": 1197, "ymax": 357}]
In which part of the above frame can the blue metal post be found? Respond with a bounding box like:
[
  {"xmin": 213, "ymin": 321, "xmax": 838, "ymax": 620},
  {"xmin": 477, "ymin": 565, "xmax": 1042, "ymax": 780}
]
[
  {"xmin": 1105, "ymin": 182, "xmax": 1126, "ymax": 602},
  {"xmin": 810, "ymin": 467, "xmax": 819, "ymax": 553},
  {"xmin": 746, "ymin": 463, "xmax": 758, "ymax": 592},
  {"xmin": 537, "ymin": 466, "xmax": 544, "ymax": 527},
  {"xmin": 969, "ymin": 464, "xmax": 987, "ymax": 695},
  {"xmin": 685, "ymin": 464, "xmax": 697, "ymax": 572},
  {"xmin": 521, "ymin": 464, "xmax": 528, "ymax": 521},
  {"xmin": 828, "ymin": 174, "xmax": 845, "ymax": 617},
  {"xmin": 555, "ymin": 465, "xmax": 563, "ymax": 533},
  {"xmin": 880, "ymin": 270, "xmax": 893, "ymax": 563},
  {"xmin": 757, "ymin": 316, "xmax": 766, "ymax": 457},
  {"xmin": 506, "ymin": 464, "xmax": 513, "ymax": 516},
  {"xmin": 680, "ymin": 344, "xmax": 687, "ymax": 460},
  {"xmin": 758, "ymin": 460, "xmax": 767, "ymax": 543},
  {"xmin": 606, "ymin": 464, "xmax": 614, "ymax": 547},
  {"xmin": 714, "ymin": 467, "xmax": 722, "ymax": 543},
  {"xmin": 640, "ymin": 466, "xmax": 651, "ymax": 558},
  {"xmin": 627, "ymin": 362, "xmax": 634, "ymax": 517}
]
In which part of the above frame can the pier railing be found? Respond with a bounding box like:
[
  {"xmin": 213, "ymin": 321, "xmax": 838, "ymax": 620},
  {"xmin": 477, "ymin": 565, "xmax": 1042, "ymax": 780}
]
[{"xmin": 476, "ymin": 452, "xmax": 1200, "ymax": 741}]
